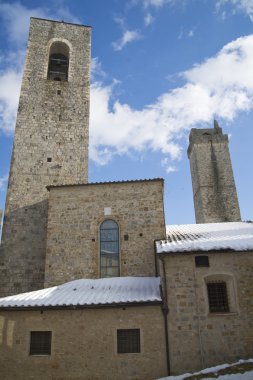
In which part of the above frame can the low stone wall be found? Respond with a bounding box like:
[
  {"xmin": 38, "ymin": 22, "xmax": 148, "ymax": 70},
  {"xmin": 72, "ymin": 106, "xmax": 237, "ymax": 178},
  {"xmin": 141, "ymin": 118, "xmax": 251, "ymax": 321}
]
[
  {"xmin": 0, "ymin": 305, "xmax": 167, "ymax": 380},
  {"xmin": 161, "ymin": 251, "xmax": 253, "ymax": 374}
]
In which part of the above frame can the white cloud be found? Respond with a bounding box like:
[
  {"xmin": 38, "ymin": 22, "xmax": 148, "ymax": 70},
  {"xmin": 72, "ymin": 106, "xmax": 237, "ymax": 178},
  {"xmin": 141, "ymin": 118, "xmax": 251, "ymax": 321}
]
[
  {"xmin": 0, "ymin": 175, "xmax": 8, "ymax": 192},
  {"xmin": 0, "ymin": 2, "xmax": 48, "ymax": 44},
  {"xmin": 90, "ymin": 34, "xmax": 253, "ymax": 165},
  {"xmin": 0, "ymin": 2, "xmax": 80, "ymax": 45},
  {"xmin": 0, "ymin": 69, "xmax": 22, "ymax": 133},
  {"xmin": 1, "ymin": 3, "xmax": 253, "ymax": 172},
  {"xmin": 216, "ymin": 0, "xmax": 253, "ymax": 21},
  {"xmin": 188, "ymin": 29, "xmax": 194, "ymax": 37},
  {"xmin": 142, "ymin": 0, "xmax": 170, "ymax": 8},
  {"xmin": 112, "ymin": 30, "xmax": 142, "ymax": 51},
  {"xmin": 91, "ymin": 57, "xmax": 106, "ymax": 81},
  {"xmin": 161, "ymin": 158, "xmax": 177, "ymax": 173},
  {"xmin": 135, "ymin": 0, "xmax": 184, "ymax": 9},
  {"xmin": 0, "ymin": 2, "xmax": 81, "ymax": 133},
  {"xmin": 178, "ymin": 28, "xmax": 195, "ymax": 39},
  {"xmin": 114, "ymin": 16, "xmax": 126, "ymax": 28},
  {"xmin": 144, "ymin": 12, "xmax": 155, "ymax": 25}
]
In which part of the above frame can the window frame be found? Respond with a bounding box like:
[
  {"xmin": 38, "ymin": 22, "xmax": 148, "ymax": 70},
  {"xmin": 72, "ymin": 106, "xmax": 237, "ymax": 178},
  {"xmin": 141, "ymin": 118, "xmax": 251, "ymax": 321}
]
[
  {"xmin": 195, "ymin": 255, "xmax": 209, "ymax": 267},
  {"xmin": 29, "ymin": 331, "xmax": 52, "ymax": 356},
  {"xmin": 204, "ymin": 274, "xmax": 238, "ymax": 315},
  {"xmin": 207, "ymin": 281, "xmax": 229, "ymax": 313},
  {"xmin": 117, "ymin": 328, "xmax": 141, "ymax": 354},
  {"xmin": 99, "ymin": 219, "xmax": 120, "ymax": 278}
]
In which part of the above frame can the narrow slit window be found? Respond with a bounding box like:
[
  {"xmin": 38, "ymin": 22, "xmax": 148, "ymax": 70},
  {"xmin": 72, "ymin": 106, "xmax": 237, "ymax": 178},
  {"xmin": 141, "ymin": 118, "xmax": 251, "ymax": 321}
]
[{"xmin": 100, "ymin": 219, "xmax": 119, "ymax": 278}]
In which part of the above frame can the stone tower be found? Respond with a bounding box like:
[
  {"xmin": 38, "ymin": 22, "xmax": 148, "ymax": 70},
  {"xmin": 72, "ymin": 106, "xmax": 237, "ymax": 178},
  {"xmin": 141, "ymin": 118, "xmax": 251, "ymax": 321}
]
[
  {"xmin": 187, "ymin": 121, "xmax": 241, "ymax": 224},
  {"xmin": 0, "ymin": 18, "xmax": 91, "ymax": 296}
]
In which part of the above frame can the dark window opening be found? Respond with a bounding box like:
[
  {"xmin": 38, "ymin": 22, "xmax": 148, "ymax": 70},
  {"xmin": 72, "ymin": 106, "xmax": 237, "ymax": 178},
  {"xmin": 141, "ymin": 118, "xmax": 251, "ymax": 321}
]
[
  {"xmin": 47, "ymin": 157, "xmax": 52, "ymax": 162},
  {"xmin": 30, "ymin": 331, "xmax": 52, "ymax": 355},
  {"xmin": 48, "ymin": 53, "xmax": 68, "ymax": 81},
  {"xmin": 117, "ymin": 329, "xmax": 140, "ymax": 354},
  {"xmin": 207, "ymin": 282, "xmax": 229, "ymax": 313},
  {"xmin": 47, "ymin": 42, "xmax": 69, "ymax": 82},
  {"xmin": 100, "ymin": 219, "xmax": 119, "ymax": 278},
  {"xmin": 195, "ymin": 255, "xmax": 209, "ymax": 267}
]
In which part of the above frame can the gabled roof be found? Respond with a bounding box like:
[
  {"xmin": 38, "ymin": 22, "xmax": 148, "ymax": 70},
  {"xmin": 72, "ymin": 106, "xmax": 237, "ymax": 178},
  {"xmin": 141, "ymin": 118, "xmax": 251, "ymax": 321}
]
[
  {"xmin": 0, "ymin": 277, "xmax": 161, "ymax": 309},
  {"xmin": 156, "ymin": 222, "xmax": 253, "ymax": 254}
]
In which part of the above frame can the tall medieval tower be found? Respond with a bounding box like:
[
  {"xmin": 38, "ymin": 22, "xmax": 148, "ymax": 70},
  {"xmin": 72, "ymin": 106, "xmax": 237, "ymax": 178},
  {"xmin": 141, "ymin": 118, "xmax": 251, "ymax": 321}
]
[
  {"xmin": 0, "ymin": 18, "xmax": 91, "ymax": 296},
  {"xmin": 187, "ymin": 121, "xmax": 241, "ymax": 224}
]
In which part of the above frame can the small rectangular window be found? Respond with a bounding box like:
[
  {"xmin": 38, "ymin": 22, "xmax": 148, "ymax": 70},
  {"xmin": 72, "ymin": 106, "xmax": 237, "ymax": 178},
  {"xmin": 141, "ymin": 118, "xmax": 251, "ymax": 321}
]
[
  {"xmin": 117, "ymin": 329, "xmax": 140, "ymax": 354},
  {"xmin": 207, "ymin": 282, "xmax": 229, "ymax": 313},
  {"xmin": 195, "ymin": 255, "xmax": 209, "ymax": 267},
  {"xmin": 30, "ymin": 331, "xmax": 52, "ymax": 355}
]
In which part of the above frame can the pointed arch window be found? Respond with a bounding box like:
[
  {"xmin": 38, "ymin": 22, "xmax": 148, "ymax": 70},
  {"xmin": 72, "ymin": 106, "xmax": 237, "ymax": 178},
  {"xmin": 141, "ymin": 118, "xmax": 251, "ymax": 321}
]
[
  {"xmin": 100, "ymin": 220, "xmax": 119, "ymax": 278},
  {"xmin": 47, "ymin": 42, "xmax": 69, "ymax": 81}
]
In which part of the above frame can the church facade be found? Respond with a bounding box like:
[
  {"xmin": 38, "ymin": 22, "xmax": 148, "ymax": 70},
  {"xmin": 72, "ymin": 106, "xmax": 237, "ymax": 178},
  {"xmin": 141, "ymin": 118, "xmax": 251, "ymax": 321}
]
[{"xmin": 0, "ymin": 18, "xmax": 252, "ymax": 380}]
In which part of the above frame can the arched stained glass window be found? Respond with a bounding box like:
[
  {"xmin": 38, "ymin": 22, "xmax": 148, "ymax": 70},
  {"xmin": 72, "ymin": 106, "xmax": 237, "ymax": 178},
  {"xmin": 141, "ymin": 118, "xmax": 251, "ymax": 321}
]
[{"xmin": 100, "ymin": 220, "xmax": 119, "ymax": 278}]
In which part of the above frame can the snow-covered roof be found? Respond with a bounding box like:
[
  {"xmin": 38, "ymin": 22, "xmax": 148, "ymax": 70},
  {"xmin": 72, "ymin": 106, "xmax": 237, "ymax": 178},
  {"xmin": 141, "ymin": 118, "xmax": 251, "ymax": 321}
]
[
  {"xmin": 158, "ymin": 358, "xmax": 253, "ymax": 380},
  {"xmin": 0, "ymin": 277, "xmax": 161, "ymax": 309},
  {"xmin": 156, "ymin": 222, "xmax": 253, "ymax": 254}
]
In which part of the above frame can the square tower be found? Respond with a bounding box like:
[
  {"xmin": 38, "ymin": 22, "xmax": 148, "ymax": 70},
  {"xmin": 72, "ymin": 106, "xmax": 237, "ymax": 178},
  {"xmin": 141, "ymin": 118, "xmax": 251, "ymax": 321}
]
[
  {"xmin": 187, "ymin": 121, "xmax": 241, "ymax": 223},
  {"xmin": 0, "ymin": 18, "xmax": 91, "ymax": 295}
]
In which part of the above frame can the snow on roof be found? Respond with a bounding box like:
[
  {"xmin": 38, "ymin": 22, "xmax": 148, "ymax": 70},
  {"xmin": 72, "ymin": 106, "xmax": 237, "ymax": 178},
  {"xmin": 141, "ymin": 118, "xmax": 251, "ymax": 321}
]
[
  {"xmin": 156, "ymin": 222, "xmax": 253, "ymax": 254},
  {"xmin": 157, "ymin": 358, "xmax": 253, "ymax": 380},
  {"xmin": 0, "ymin": 277, "xmax": 161, "ymax": 309}
]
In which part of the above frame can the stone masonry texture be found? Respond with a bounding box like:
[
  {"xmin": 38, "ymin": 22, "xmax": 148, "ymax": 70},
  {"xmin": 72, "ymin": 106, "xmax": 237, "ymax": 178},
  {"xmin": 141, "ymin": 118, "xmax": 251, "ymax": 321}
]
[
  {"xmin": 0, "ymin": 18, "xmax": 91, "ymax": 296},
  {"xmin": 160, "ymin": 251, "xmax": 253, "ymax": 374},
  {"xmin": 188, "ymin": 125, "xmax": 241, "ymax": 223},
  {"xmin": 0, "ymin": 305, "xmax": 167, "ymax": 380},
  {"xmin": 44, "ymin": 179, "xmax": 165, "ymax": 287}
]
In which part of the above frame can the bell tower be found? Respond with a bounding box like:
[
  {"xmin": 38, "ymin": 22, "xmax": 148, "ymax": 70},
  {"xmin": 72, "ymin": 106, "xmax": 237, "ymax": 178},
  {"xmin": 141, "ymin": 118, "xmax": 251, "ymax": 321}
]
[
  {"xmin": 0, "ymin": 18, "xmax": 91, "ymax": 295},
  {"xmin": 188, "ymin": 121, "xmax": 241, "ymax": 224}
]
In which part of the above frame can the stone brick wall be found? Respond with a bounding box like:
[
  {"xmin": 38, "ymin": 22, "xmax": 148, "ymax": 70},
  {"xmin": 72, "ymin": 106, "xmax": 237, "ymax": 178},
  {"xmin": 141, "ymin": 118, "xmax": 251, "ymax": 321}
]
[
  {"xmin": 0, "ymin": 305, "xmax": 167, "ymax": 380},
  {"xmin": 160, "ymin": 251, "xmax": 253, "ymax": 374},
  {"xmin": 188, "ymin": 126, "xmax": 241, "ymax": 223},
  {"xmin": 0, "ymin": 18, "xmax": 91, "ymax": 296},
  {"xmin": 45, "ymin": 179, "xmax": 165, "ymax": 287}
]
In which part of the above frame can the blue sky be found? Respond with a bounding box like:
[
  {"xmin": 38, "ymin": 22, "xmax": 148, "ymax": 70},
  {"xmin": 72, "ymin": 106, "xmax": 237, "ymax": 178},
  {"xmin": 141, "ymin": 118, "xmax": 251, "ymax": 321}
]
[{"xmin": 0, "ymin": 0, "xmax": 253, "ymax": 224}]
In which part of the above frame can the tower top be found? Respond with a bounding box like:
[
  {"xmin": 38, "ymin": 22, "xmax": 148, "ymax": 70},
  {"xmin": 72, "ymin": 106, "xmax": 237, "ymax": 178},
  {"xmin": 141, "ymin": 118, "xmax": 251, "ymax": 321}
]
[
  {"xmin": 30, "ymin": 16, "xmax": 92, "ymax": 29},
  {"xmin": 187, "ymin": 121, "xmax": 241, "ymax": 224},
  {"xmin": 188, "ymin": 120, "xmax": 227, "ymax": 157}
]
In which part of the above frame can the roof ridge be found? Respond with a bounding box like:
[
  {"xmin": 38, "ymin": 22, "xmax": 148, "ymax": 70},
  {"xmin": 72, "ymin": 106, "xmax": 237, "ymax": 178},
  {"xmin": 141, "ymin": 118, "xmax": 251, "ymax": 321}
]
[{"xmin": 47, "ymin": 178, "xmax": 164, "ymax": 190}]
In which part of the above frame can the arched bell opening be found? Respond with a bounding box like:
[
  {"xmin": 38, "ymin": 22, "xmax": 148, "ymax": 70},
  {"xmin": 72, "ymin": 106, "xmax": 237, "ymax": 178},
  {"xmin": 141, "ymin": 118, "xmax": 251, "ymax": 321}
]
[{"xmin": 47, "ymin": 42, "xmax": 69, "ymax": 81}]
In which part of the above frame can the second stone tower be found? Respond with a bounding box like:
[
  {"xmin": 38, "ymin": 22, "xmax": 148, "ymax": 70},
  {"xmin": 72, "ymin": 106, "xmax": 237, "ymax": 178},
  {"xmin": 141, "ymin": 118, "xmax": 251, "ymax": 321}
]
[{"xmin": 188, "ymin": 121, "xmax": 241, "ymax": 224}]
